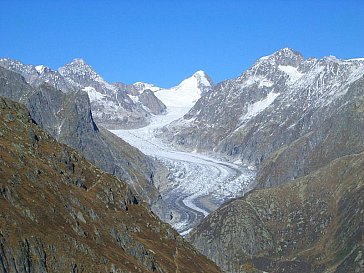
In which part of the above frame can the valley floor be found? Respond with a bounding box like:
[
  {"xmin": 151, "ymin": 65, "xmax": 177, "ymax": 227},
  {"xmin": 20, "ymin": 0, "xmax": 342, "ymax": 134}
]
[{"xmin": 111, "ymin": 106, "xmax": 255, "ymax": 234}]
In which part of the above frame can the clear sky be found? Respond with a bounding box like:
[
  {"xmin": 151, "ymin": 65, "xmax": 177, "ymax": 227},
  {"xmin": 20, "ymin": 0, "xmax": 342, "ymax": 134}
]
[{"xmin": 1, "ymin": 0, "xmax": 363, "ymax": 87}]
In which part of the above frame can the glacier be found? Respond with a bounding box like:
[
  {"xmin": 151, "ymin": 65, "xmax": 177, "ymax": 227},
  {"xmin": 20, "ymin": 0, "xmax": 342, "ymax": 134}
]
[{"xmin": 111, "ymin": 74, "xmax": 255, "ymax": 234}]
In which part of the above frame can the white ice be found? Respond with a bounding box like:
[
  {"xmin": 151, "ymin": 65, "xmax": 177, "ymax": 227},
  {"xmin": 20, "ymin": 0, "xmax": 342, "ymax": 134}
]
[{"xmin": 110, "ymin": 91, "xmax": 254, "ymax": 234}]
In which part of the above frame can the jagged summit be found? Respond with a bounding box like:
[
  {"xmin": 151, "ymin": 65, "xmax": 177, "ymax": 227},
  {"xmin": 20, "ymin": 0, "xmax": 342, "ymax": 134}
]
[
  {"xmin": 192, "ymin": 70, "xmax": 214, "ymax": 90},
  {"xmin": 59, "ymin": 58, "xmax": 101, "ymax": 76},
  {"xmin": 176, "ymin": 70, "xmax": 213, "ymax": 92},
  {"xmin": 35, "ymin": 65, "xmax": 48, "ymax": 74},
  {"xmin": 162, "ymin": 49, "xmax": 364, "ymax": 164},
  {"xmin": 257, "ymin": 47, "xmax": 304, "ymax": 67},
  {"xmin": 58, "ymin": 58, "xmax": 125, "ymax": 100}
]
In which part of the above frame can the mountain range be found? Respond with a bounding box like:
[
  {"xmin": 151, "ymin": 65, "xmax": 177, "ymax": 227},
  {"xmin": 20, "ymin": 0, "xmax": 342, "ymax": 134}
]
[
  {"xmin": 1, "ymin": 48, "xmax": 363, "ymax": 273},
  {"xmin": 0, "ymin": 61, "xmax": 168, "ymax": 221}
]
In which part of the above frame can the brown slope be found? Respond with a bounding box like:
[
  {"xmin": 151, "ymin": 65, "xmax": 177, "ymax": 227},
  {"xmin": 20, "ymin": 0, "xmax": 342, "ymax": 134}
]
[
  {"xmin": 0, "ymin": 97, "xmax": 221, "ymax": 273},
  {"xmin": 189, "ymin": 153, "xmax": 364, "ymax": 273}
]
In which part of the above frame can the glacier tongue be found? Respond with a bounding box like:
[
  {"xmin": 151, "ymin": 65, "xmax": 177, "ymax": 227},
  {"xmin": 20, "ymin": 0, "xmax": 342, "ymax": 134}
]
[{"xmin": 110, "ymin": 106, "xmax": 255, "ymax": 234}]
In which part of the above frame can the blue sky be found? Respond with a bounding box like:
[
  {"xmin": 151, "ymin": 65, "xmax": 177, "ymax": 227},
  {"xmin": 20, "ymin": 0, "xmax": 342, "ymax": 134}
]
[{"xmin": 1, "ymin": 0, "xmax": 363, "ymax": 87}]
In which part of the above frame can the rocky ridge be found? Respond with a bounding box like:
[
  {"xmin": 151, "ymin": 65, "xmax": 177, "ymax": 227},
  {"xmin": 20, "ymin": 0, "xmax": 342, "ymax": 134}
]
[
  {"xmin": 0, "ymin": 66, "xmax": 168, "ymax": 220},
  {"xmin": 0, "ymin": 58, "xmax": 167, "ymax": 129},
  {"xmin": 59, "ymin": 59, "xmax": 167, "ymax": 129},
  {"xmin": 162, "ymin": 49, "xmax": 364, "ymax": 181},
  {"xmin": 185, "ymin": 49, "xmax": 364, "ymax": 272},
  {"xmin": 0, "ymin": 96, "xmax": 221, "ymax": 273}
]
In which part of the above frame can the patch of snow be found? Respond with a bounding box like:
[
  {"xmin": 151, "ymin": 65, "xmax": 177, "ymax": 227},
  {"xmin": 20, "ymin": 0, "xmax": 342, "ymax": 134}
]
[
  {"xmin": 82, "ymin": 86, "xmax": 105, "ymax": 102},
  {"xmin": 242, "ymin": 75, "xmax": 273, "ymax": 88},
  {"xmin": 180, "ymin": 228, "xmax": 193, "ymax": 236},
  {"xmin": 278, "ymin": 65, "xmax": 303, "ymax": 83},
  {"xmin": 240, "ymin": 92, "xmax": 280, "ymax": 122},
  {"xmin": 259, "ymin": 55, "xmax": 270, "ymax": 61},
  {"xmin": 259, "ymin": 79, "xmax": 274, "ymax": 88},
  {"xmin": 128, "ymin": 95, "xmax": 139, "ymax": 103},
  {"xmin": 193, "ymin": 70, "xmax": 211, "ymax": 86},
  {"xmin": 35, "ymin": 65, "xmax": 46, "ymax": 74}
]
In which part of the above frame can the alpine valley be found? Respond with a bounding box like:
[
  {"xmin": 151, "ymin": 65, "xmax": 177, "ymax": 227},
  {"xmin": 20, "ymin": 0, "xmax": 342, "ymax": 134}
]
[{"xmin": 0, "ymin": 48, "xmax": 363, "ymax": 273}]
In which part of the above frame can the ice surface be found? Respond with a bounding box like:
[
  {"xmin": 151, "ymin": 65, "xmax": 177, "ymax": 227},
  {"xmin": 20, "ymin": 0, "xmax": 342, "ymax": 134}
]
[{"xmin": 110, "ymin": 100, "xmax": 254, "ymax": 234}]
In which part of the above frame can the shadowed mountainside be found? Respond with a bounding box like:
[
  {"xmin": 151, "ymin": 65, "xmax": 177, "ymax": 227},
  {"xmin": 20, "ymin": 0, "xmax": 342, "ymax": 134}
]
[
  {"xmin": 0, "ymin": 97, "xmax": 221, "ymax": 273},
  {"xmin": 0, "ymin": 66, "xmax": 169, "ymax": 220}
]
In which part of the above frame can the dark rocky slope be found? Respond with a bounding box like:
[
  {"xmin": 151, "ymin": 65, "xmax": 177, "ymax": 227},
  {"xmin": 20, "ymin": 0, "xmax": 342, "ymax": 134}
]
[
  {"xmin": 0, "ymin": 97, "xmax": 221, "ymax": 273},
  {"xmin": 0, "ymin": 66, "xmax": 168, "ymax": 219},
  {"xmin": 189, "ymin": 153, "xmax": 364, "ymax": 273}
]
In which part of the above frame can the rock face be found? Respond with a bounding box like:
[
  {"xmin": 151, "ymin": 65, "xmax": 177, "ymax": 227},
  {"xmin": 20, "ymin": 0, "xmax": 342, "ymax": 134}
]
[
  {"xmin": 189, "ymin": 153, "xmax": 364, "ymax": 273},
  {"xmin": 0, "ymin": 58, "xmax": 78, "ymax": 93},
  {"xmin": 0, "ymin": 66, "xmax": 167, "ymax": 220},
  {"xmin": 59, "ymin": 59, "xmax": 158, "ymax": 129},
  {"xmin": 0, "ymin": 97, "xmax": 221, "ymax": 273},
  {"xmin": 138, "ymin": 89, "xmax": 167, "ymax": 115},
  {"xmin": 162, "ymin": 49, "xmax": 364, "ymax": 175},
  {"xmin": 112, "ymin": 82, "xmax": 167, "ymax": 115}
]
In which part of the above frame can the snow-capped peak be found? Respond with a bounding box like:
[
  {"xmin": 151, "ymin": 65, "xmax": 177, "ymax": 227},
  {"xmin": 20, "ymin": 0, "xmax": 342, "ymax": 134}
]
[
  {"xmin": 59, "ymin": 58, "xmax": 118, "ymax": 93},
  {"xmin": 192, "ymin": 70, "xmax": 214, "ymax": 89},
  {"xmin": 256, "ymin": 47, "xmax": 304, "ymax": 67},
  {"xmin": 174, "ymin": 70, "xmax": 213, "ymax": 94},
  {"xmin": 35, "ymin": 65, "xmax": 47, "ymax": 74},
  {"xmin": 154, "ymin": 71, "xmax": 213, "ymax": 108}
]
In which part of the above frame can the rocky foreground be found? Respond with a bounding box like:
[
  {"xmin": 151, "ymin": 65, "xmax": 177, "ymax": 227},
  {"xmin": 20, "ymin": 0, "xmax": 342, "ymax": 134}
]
[{"xmin": 0, "ymin": 97, "xmax": 221, "ymax": 273}]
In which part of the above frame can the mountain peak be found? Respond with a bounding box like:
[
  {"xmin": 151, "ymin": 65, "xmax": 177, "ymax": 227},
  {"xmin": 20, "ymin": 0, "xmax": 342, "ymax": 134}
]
[
  {"xmin": 257, "ymin": 47, "xmax": 304, "ymax": 67},
  {"xmin": 35, "ymin": 65, "xmax": 48, "ymax": 74},
  {"xmin": 60, "ymin": 58, "xmax": 95, "ymax": 72},
  {"xmin": 193, "ymin": 70, "xmax": 206, "ymax": 77},
  {"xmin": 191, "ymin": 70, "xmax": 214, "ymax": 89},
  {"xmin": 276, "ymin": 47, "xmax": 302, "ymax": 56},
  {"xmin": 70, "ymin": 58, "xmax": 87, "ymax": 65}
]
